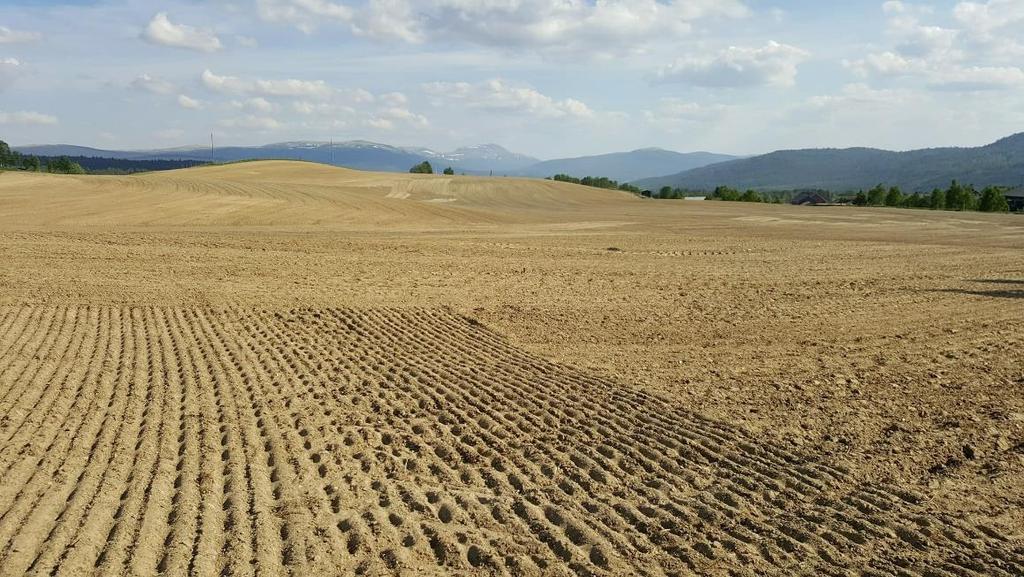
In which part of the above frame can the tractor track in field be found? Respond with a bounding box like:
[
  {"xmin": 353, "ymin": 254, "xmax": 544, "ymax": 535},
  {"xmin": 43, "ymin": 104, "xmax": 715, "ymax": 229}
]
[{"xmin": 0, "ymin": 305, "xmax": 1021, "ymax": 577}]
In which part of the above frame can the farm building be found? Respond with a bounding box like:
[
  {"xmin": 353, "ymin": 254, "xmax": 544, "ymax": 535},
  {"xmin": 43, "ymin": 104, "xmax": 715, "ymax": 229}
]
[
  {"xmin": 1005, "ymin": 188, "xmax": 1024, "ymax": 212},
  {"xmin": 791, "ymin": 191, "xmax": 830, "ymax": 205}
]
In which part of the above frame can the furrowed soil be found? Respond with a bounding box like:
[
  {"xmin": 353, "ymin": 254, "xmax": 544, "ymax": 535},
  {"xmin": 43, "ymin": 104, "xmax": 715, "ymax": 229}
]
[{"xmin": 0, "ymin": 161, "xmax": 1021, "ymax": 576}]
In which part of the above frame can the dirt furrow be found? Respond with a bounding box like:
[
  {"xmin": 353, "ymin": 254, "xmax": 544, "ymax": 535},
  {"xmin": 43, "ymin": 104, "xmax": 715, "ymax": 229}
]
[
  {"xmin": 0, "ymin": 307, "xmax": 115, "ymax": 575},
  {"xmin": 0, "ymin": 305, "xmax": 1020, "ymax": 577}
]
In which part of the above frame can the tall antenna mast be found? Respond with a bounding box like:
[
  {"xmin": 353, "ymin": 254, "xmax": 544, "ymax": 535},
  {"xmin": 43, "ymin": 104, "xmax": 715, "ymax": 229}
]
[
  {"xmin": 210, "ymin": 133, "xmax": 215, "ymax": 164},
  {"xmin": 330, "ymin": 138, "xmax": 334, "ymax": 165}
]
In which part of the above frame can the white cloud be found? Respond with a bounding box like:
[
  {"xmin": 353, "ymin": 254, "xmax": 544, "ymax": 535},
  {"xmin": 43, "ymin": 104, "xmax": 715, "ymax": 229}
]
[
  {"xmin": 287, "ymin": 86, "xmax": 428, "ymax": 133},
  {"xmin": 155, "ymin": 128, "xmax": 186, "ymax": 140},
  {"xmin": 379, "ymin": 92, "xmax": 407, "ymax": 106},
  {"xmin": 255, "ymin": 78, "xmax": 332, "ymax": 98},
  {"xmin": 928, "ymin": 65, "xmax": 1024, "ymax": 90},
  {"xmin": 201, "ymin": 69, "xmax": 332, "ymax": 98},
  {"xmin": 0, "ymin": 25, "xmax": 41, "ymax": 44},
  {"xmin": 807, "ymin": 83, "xmax": 914, "ymax": 109},
  {"xmin": 232, "ymin": 97, "xmax": 275, "ymax": 112},
  {"xmin": 848, "ymin": 1, "xmax": 1024, "ymax": 91},
  {"xmin": 178, "ymin": 94, "xmax": 202, "ymax": 109},
  {"xmin": 256, "ymin": 0, "xmax": 749, "ymax": 55},
  {"xmin": 142, "ymin": 13, "xmax": 223, "ymax": 53},
  {"xmin": 793, "ymin": 83, "xmax": 941, "ymax": 143},
  {"xmin": 954, "ymin": 0, "xmax": 1024, "ymax": 34},
  {"xmin": 372, "ymin": 105, "xmax": 428, "ymax": 129},
  {"xmin": 292, "ymin": 100, "xmax": 354, "ymax": 116},
  {"xmin": 364, "ymin": 117, "xmax": 394, "ymax": 130},
  {"xmin": 0, "ymin": 110, "xmax": 58, "ymax": 125},
  {"xmin": 846, "ymin": 51, "xmax": 921, "ymax": 76},
  {"xmin": 218, "ymin": 115, "xmax": 282, "ymax": 131},
  {"xmin": 235, "ymin": 35, "xmax": 259, "ymax": 48},
  {"xmin": 131, "ymin": 73, "xmax": 175, "ymax": 95},
  {"xmin": 643, "ymin": 99, "xmax": 726, "ymax": 125},
  {"xmin": 0, "ymin": 57, "xmax": 24, "ymax": 92},
  {"xmin": 656, "ymin": 41, "xmax": 809, "ymax": 87},
  {"xmin": 954, "ymin": 0, "xmax": 1024, "ymax": 59},
  {"xmin": 422, "ymin": 79, "xmax": 593, "ymax": 119},
  {"xmin": 200, "ymin": 69, "xmax": 250, "ymax": 93},
  {"xmin": 257, "ymin": 0, "xmax": 354, "ymax": 34}
]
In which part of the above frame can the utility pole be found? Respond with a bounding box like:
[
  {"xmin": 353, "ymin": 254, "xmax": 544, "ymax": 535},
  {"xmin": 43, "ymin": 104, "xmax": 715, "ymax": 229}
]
[
  {"xmin": 210, "ymin": 133, "xmax": 215, "ymax": 164},
  {"xmin": 330, "ymin": 138, "xmax": 334, "ymax": 165}
]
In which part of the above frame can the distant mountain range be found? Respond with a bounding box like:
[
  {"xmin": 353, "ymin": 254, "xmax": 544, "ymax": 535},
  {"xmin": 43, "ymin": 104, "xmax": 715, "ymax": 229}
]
[
  {"xmin": 12, "ymin": 142, "xmax": 730, "ymax": 182},
  {"xmin": 635, "ymin": 133, "xmax": 1024, "ymax": 192},
  {"xmin": 15, "ymin": 141, "xmax": 435, "ymax": 174},
  {"xmin": 19, "ymin": 134, "xmax": 1024, "ymax": 191},
  {"xmin": 513, "ymin": 149, "xmax": 737, "ymax": 182}
]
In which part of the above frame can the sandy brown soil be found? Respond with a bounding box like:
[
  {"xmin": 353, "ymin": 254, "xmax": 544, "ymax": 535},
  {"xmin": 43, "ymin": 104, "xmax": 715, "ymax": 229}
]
[{"xmin": 0, "ymin": 162, "xmax": 1022, "ymax": 576}]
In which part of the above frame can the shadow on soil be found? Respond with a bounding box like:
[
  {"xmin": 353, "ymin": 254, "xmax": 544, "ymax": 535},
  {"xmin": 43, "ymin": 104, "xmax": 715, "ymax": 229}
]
[{"xmin": 935, "ymin": 279, "xmax": 1024, "ymax": 299}]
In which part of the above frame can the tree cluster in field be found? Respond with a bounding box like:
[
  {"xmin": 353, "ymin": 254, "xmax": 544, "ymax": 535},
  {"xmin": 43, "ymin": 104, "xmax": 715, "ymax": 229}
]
[
  {"xmin": 0, "ymin": 140, "xmax": 48, "ymax": 172},
  {"xmin": 2, "ymin": 139, "xmax": 209, "ymax": 174},
  {"xmin": 408, "ymin": 161, "xmax": 457, "ymax": 175},
  {"xmin": 850, "ymin": 181, "xmax": 1010, "ymax": 212},
  {"xmin": 655, "ymin": 185, "xmax": 804, "ymax": 203},
  {"xmin": 706, "ymin": 186, "xmax": 785, "ymax": 203},
  {"xmin": 547, "ymin": 174, "xmax": 642, "ymax": 194},
  {"xmin": 409, "ymin": 161, "xmax": 434, "ymax": 174},
  {"xmin": 60, "ymin": 156, "xmax": 208, "ymax": 174}
]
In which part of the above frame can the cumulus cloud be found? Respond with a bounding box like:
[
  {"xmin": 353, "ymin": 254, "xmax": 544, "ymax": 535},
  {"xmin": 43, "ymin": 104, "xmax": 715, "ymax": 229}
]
[
  {"xmin": 0, "ymin": 110, "xmax": 58, "ymax": 125},
  {"xmin": 142, "ymin": 13, "xmax": 223, "ymax": 52},
  {"xmin": 656, "ymin": 41, "xmax": 810, "ymax": 87},
  {"xmin": 807, "ymin": 83, "xmax": 914, "ymax": 109},
  {"xmin": 235, "ymin": 35, "xmax": 259, "ymax": 48},
  {"xmin": 849, "ymin": 0, "xmax": 1024, "ymax": 91},
  {"xmin": 131, "ymin": 73, "xmax": 175, "ymax": 94},
  {"xmin": 232, "ymin": 97, "xmax": 275, "ymax": 113},
  {"xmin": 0, "ymin": 57, "xmax": 24, "ymax": 92},
  {"xmin": 0, "ymin": 25, "xmax": 41, "ymax": 44},
  {"xmin": 256, "ymin": 0, "xmax": 749, "ymax": 55},
  {"xmin": 794, "ymin": 83, "xmax": 929, "ymax": 136},
  {"xmin": 928, "ymin": 65, "xmax": 1024, "ymax": 90},
  {"xmin": 292, "ymin": 100, "xmax": 355, "ymax": 116},
  {"xmin": 256, "ymin": 0, "xmax": 354, "ymax": 34},
  {"xmin": 422, "ymin": 79, "xmax": 593, "ymax": 119},
  {"xmin": 178, "ymin": 94, "xmax": 202, "ymax": 109},
  {"xmin": 201, "ymin": 69, "xmax": 332, "ymax": 98},
  {"xmin": 954, "ymin": 0, "xmax": 1024, "ymax": 34},
  {"xmin": 218, "ymin": 115, "xmax": 282, "ymax": 131},
  {"xmin": 155, "ymin": 128, "xmax": 186, "ymax": 140},
  {"xmin": 367, "ymin": 105, "xmax": 428, "ymax": 130},
  {"xmin": 643, "ymin": 99, "xmax": 726, "ymax": 125}
]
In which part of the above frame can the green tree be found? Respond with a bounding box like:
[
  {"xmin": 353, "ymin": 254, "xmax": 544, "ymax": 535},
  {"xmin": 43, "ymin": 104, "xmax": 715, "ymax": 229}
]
[
  {"xmin": 884, "ymin": 186, "xmax": 903, "ymax": 207},
  {"xmin": 740, "ymin": 189, "xmax": 762, "ymax": 202},
  {"xmin": 711, "ymin": 185, "xmax": 740, "ymax": 201},
  {"xmin": 852, "ymin": 191, "xmax": 868, "ymax": 206},
  {"xmin": 978, "ymin": 186, "xmax": 1010, "ymax": 212},
  {"xmin": 442, "ymin": 166, "xmax": 454, "ymax": 175},
  {"xmin": 659, "ymin": 186, "xmax": 673, "ymax": 198},
  {"xmin": 964, "ymin": 184, "xmax": 978, "ymax": 211},
  {"xmin": 903, "ymin": 193, "xmax": 929, "ymax": 208},
  {"xmin": 0, "ymin": 140, "xmax": 10, "ymax": 168},
  {"xmin": 867, "ymin": 184, "xmax": 886, "ymax": 206},
  {"xmin": 929, "ymin": 188, "xmax": 945, "ymax": 210},
  {"xmin": 46, "ymin": 156, "xmax": 86, "ymax": 174},
  {"xmin": 947, "ymin": 180, "xmax": 967, "ymax": 211},
  {"xmin": 21, "ymin": 155, "xmax": 40, "ymax": 172},
  {"xmin": 409, "ymin": 161, "xmax": 433, "ymax": 174}
]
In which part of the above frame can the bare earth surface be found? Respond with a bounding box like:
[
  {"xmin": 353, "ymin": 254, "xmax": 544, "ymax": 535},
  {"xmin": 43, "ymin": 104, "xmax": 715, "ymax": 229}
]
[{"xmin": 0, "ymin": 161, "xmax": 1021, "ymax": 576}]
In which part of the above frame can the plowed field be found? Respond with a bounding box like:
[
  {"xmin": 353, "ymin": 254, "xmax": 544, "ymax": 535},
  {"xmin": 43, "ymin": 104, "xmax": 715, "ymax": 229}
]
[{"xmin": 0, "ymin": 162, "xmax": 1022, "ymax": 576}]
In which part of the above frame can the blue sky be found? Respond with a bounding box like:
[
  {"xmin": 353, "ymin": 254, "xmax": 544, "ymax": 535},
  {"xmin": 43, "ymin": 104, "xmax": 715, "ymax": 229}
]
[{"xmin": 1, "ymin": 0, "xmax": 1023, "ymax": 157}]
